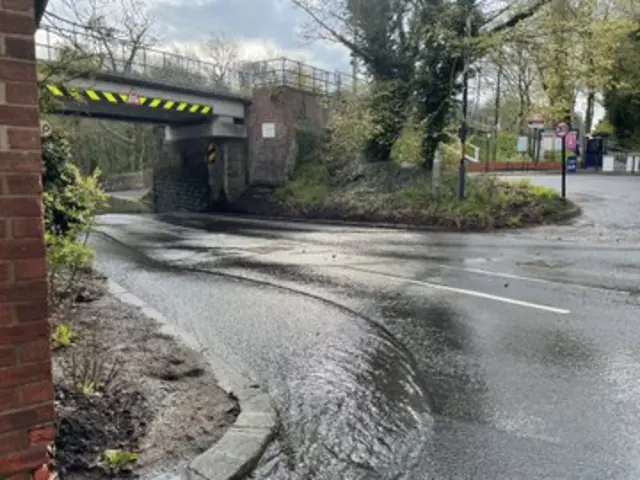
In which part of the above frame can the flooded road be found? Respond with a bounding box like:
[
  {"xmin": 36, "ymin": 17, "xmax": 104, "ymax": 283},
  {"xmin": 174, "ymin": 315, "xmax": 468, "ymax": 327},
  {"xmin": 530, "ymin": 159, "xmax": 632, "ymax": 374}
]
[{"xmin": 95, "ymin": 175, "xmax": 640, "ymax": 478}]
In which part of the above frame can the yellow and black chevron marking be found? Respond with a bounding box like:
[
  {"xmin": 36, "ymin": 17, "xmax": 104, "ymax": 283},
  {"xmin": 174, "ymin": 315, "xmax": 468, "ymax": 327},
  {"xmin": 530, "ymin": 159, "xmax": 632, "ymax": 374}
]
[
  {"xmin": 207, "ymin": 141, "xmax": 218, "ymax": 164},
  {"xmin": 44, "ymin": 84, "xmax": 213, "ymax": 116}
]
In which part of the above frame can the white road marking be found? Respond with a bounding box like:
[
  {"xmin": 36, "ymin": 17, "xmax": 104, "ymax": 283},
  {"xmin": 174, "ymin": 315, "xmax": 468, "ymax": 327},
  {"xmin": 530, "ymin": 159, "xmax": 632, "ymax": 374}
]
[
  {"xmin": 433, "ymin": 264, "xmax": 553, "ymax": 284},
  {"xmin": 346, "ymin": 266, "xmax": 570, "ymax": 314}
]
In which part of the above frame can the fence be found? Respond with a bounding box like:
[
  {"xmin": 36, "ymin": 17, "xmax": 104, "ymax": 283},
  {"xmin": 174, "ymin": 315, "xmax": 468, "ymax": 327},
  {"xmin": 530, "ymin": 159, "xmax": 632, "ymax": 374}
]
[{"xmin": 35, "ymin": 24, "xmax": 355, "ymax": 96}]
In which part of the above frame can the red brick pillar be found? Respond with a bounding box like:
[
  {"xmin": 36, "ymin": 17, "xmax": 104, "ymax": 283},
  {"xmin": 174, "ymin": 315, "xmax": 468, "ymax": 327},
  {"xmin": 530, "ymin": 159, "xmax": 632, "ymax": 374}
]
[{"xmin": 0, "ymin": 0, "xmax": 55, "ymax": 479}]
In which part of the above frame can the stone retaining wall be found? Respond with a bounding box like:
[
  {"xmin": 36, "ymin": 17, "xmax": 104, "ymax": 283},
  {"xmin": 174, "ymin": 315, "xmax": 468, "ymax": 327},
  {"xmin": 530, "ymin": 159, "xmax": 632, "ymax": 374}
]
[{"xmin": 101, "ymin": 168, "xmax": 152, "ymax": 192}]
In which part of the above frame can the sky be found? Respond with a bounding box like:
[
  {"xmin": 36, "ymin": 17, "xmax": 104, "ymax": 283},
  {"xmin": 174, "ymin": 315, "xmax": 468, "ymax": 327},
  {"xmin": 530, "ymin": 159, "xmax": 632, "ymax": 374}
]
[{"xmin": 37, "ymin": 0, "xmax": 353, "ymax": 74}]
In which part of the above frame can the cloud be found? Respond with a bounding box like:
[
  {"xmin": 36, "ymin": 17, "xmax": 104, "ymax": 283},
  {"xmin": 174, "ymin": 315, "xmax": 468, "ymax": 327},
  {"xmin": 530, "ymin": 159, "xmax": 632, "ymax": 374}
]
[{"xmin": 39, "ymin": 0, "xmax": 353, "ymax": 75}]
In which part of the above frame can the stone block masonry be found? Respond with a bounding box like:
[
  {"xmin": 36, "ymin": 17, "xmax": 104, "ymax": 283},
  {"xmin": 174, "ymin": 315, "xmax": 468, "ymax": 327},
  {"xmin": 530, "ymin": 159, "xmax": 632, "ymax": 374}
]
[
  {"xmin": 149, "ymin": 87, "xmax": 328, "ymax": 214},
  {"xmin": 0, "ymin": 0, "xmax": 55, "ymax": 479},
  {"xmin": 152, "ymin": 131, "xmax": 212, "ymax": 213}
]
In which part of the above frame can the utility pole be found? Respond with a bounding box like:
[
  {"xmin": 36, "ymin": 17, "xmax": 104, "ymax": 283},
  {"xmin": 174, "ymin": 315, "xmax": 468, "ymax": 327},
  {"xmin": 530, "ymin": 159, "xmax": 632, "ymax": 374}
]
[
  {"xmin": 492, "ymin": 65, "xmax": 502, "ymax": 163},
  {"xmin": 458, "ymin": 11, "xmax": 472, "ymax": 200}
]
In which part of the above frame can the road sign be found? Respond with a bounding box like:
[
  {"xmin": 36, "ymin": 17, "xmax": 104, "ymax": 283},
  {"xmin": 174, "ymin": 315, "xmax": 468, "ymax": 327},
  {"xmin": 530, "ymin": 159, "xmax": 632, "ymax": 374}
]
[
  {"xmin": 528, "ymin": 114, "xmax": 545, "ymax": 129},
  {"xmin": 40, "ymin": 120, "xmax": 52, "ymax": 138},
  {"xmin": 128, "ymin": 90, "xmax": 140, "ymax": 105},
  {"xmin": 555, "ymin": 122, "xmax": 570, "ymax": 137},
  {"xmin": 516, "ymin": 135, "xmax": 528, "ymax": 153},
  {"xmin": 565, "ymin": 131, "xmax": 577, "ymax": 150}
]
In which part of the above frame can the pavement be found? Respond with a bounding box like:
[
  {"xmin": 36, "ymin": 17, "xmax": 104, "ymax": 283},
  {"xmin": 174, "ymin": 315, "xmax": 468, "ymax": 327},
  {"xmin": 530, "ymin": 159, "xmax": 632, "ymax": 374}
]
[{"xmin": 93, "ymin": 174, "xmax": 640, "ymax": 479}]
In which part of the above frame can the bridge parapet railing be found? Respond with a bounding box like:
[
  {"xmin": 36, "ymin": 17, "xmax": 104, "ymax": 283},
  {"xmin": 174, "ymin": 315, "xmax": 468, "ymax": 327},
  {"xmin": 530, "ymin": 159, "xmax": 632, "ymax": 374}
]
[{"xmin": 35, "ymin": 25, "xmax": 355, "ymax": 97}]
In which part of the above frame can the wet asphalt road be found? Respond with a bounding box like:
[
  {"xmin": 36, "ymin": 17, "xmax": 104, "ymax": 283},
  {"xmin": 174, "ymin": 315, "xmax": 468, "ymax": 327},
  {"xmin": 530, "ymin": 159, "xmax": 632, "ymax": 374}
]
[{"xmin": 92, "ymin": 174, "xmax": 640, "ymax": 479}]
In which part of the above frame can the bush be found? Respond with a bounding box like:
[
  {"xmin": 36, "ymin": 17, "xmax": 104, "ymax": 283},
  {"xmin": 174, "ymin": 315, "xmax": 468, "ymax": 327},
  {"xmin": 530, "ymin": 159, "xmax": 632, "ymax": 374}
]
[
  {"xmin": 42, "ymin": 131, "xmax": 107, "ymax": 306},
  {"xmin": 270, "ymin": 157, "xmax": 576, "ymax": 230},
  {"xmin": 323, "ymin": 91, "xmax": 376, "ymax": 176},
  {"xmin": 391, "ymin": 124, "xmax": 422, "ymax": 165}
]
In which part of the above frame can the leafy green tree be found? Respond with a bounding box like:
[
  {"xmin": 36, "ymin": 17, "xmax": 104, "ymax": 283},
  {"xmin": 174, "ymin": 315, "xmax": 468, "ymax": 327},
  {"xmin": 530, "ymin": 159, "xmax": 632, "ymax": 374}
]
[
  {"xmin": 603, "ymin": 25, "xmax": 640, "ymax": 148},
  {"xmin": 292, "ymin": 0, "xmax": 553, "ymax": 168}
]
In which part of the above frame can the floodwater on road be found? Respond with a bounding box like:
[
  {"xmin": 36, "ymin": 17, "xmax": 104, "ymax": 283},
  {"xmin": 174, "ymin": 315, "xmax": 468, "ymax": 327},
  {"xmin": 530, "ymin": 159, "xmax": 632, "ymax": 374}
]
[{"xmin": 95, "ymin": 175, "xmax": 640, "ymax": 478}]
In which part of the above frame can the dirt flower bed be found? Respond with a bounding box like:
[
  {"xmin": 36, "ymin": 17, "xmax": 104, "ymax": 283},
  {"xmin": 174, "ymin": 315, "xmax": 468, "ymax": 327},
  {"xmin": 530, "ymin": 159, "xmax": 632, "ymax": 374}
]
[{"xmin": 50, "ymin": 273, "xmax": 238, "ymax": 479}]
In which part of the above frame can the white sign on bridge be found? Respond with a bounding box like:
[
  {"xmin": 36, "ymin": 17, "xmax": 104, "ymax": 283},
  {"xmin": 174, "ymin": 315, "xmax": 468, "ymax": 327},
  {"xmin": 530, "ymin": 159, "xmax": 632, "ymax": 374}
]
[{"xmin": 261, "ymin": 122, "xmax": 276, "ymax": 138}]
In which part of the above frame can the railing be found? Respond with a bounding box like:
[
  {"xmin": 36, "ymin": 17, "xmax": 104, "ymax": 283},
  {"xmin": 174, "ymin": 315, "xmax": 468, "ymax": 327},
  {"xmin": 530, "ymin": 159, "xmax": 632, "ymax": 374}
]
[{"xmin": 35, "ymin": 24, "xmax": 355, "ymax": 96}]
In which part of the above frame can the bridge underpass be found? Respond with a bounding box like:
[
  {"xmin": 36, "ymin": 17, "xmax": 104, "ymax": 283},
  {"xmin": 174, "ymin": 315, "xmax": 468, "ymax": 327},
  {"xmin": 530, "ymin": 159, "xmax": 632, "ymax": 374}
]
[
  {"xmin": 36, "ymin": 22, "xmax": 354, "ymax": 214},
  {"xmin": 44, "ymin": 71, "xmax": 250, "ymax": 212}
]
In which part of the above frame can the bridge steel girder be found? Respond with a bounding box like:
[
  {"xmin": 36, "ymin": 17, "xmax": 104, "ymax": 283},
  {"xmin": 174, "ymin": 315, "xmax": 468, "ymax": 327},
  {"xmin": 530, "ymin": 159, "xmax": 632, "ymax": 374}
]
[
  {"xmin": 164, "ymin": 118, "xmax": 247, "ymax": 141},
  {"xmin": 52, "ymin": 98, "xmax": 212, "ymax": 125},
  {"xmin": 45, "ymin": 71, "xmax": 248, "ymax": 125}
]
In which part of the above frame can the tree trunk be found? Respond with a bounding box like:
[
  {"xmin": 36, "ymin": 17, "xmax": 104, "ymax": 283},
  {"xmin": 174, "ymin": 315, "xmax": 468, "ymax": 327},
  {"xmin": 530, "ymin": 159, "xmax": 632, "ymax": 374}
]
[
  {"xmin": 420, "ymin": 134, "xmax": 440, "ymax": 170},
  {"xmin": 584, "ymin": 89, "xmax": 596, "ymax": 135}
]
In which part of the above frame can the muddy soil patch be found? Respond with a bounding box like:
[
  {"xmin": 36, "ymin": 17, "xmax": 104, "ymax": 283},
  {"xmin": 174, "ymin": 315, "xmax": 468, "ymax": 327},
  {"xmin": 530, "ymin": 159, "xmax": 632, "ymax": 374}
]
[{"xmin": 51, "ymin": 274, "xmax": 238, "ymax": 478}]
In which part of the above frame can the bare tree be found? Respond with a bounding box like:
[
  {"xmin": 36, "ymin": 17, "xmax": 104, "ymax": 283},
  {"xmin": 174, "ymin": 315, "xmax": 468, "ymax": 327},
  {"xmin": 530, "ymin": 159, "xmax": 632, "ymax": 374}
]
[
  {"xmin": 48, "ymin": 0, "xmax": 158, "ymax": 73},
  {"xmin": 204, "ymin": 33, "xmax": 240, "ymax": 87},
  {"xmin": 43, "ymin": 0, "xmax": 159, "ymax": 173},
  {"xmin": 200, "ymin": 34, "xmax": 282, "ymax": 91}
]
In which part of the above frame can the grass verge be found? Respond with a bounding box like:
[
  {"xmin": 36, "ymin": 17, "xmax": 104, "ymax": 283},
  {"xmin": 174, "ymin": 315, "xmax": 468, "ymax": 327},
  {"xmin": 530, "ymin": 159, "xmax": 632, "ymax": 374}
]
[{"xmin": 266, "ymin": 162, "xmax": 580, "ymax": 230}]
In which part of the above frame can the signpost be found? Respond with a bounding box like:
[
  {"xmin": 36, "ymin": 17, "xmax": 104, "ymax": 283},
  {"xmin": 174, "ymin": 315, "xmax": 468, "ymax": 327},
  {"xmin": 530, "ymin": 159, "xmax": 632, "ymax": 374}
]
[{"xmin": 555, "ymin": 122, "xmax": 570, "ymax": 198}]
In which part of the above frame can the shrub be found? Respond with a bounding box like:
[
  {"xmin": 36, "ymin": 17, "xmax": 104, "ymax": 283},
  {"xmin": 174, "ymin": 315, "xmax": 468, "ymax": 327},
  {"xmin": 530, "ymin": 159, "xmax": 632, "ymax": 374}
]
[
  {"xmin": 323, "ymin": 91, "xmax": 376, "ymax": 175},
  {"xmin": 42, "ymin": 131, "xmax": 107, "ymax": 306},
  {"xmin": 272, "ymin": 162, "xmax": 329, "ymax": 207},
  {"xmin": 391, "ymin": 124, "xmax": 422, "ymax": 165}
]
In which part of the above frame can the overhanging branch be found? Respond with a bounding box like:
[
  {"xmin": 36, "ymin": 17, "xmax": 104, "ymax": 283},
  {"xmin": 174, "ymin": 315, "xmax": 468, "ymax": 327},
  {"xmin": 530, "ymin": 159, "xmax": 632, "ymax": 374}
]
[
  {"xmin": 290, "ymin": 0, "xmax": 375, "ymax": 63},
  {"xmin": 486, "ymin": 0, "xmax": 552, "ymax": 34}
]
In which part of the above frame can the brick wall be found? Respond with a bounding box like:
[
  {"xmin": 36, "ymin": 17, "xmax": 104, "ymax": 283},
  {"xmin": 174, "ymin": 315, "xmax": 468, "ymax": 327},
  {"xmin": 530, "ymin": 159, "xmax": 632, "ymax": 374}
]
[
  {"xmin": 247, "ymin": 87, "xmax": 327, "ymax": 187},
  {"xmin": 0, "ymin": 0, "xmax": 55, "ymax": 479}
]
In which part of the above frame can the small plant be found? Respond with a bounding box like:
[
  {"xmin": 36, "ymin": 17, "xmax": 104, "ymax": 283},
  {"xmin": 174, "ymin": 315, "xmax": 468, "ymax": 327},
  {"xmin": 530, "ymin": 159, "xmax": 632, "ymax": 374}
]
[
  {"xmin": 75, "ymin": 379, "xmax": 97, "ymax": 396},
  {"xmin": 99, "ymin": 449, "xmax": 138, "ymax": 474},
  {"xmin": 59, "ymin": 319, "xmax": 123, "ymax": 396},
  {"xmin": 51, "ymin": 323, "xmax": 77, "ymax": 350}
]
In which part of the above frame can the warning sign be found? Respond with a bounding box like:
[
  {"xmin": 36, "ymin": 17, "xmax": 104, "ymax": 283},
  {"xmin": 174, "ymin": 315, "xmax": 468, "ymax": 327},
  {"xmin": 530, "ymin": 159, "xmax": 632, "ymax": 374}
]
[
  {"xmin": 128, "ymin": 90, "xmax": 140, "ymax": 105},
  {"xmin": 207, "ymin": 142, "xmax": 217, "ymax": 164}
]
